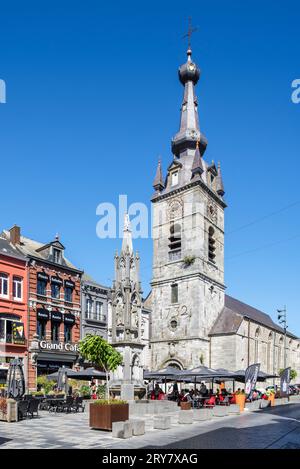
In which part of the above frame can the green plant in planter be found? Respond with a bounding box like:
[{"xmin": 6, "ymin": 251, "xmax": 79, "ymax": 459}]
[
  {"xmin": 79, "ymin": 335, "xmax": 122, "ymax": 401},
  {"xmin": 92, "ymin": 399, "xmax": 127, "ymax": 405},
  {"xmin": 183, "ymin": 255, "xmax": 196, "ymax": 267}
]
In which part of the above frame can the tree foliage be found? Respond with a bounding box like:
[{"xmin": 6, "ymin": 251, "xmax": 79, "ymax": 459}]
[{"xmin": 79, "ymin": 335, "xmax": 122, "ymax": 373}]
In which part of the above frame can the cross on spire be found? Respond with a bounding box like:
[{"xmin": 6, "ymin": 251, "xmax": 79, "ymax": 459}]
[{"xmin": 183, "ymin": 17, "xmax": 198, "ymax": 50}]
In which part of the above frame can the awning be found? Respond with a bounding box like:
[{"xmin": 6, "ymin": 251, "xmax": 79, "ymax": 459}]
[
  {"xmin": 47, "ymin": 367, "xmax": 106, "ymax": 381},
  {"xmin": 144, "ymin": 366, "xmax": 184, "ymax": 380},
  {"xmin": 234, "ymin": 369, "xmax": 278, "ymax": 382}
]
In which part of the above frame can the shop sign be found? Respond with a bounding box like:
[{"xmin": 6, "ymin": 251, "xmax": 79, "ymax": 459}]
[
  {"xmin": 39, "ymin": 340, "xmax": 79, "ymax": 352},
  {"xmin": 51, "ymin": 276, "xmax": 63, "ymax": 286},
  {"xmin": 37, "ymin": 309, "xmax": 49, "ymax": 320},
  {"xmin": 12, "ymin": 322, "xmax": 26, "ymax": 345},
  {"xmin": 51, "ymin": 311, "xmax": 63, "ymax": 322},
  {"xmin": 64, "ymin": 280, "xmax": 75, "ymax": 289},
  {"xmin": 64, "ymin": 314, "xmax": 75, "ymax": 325},
  {"xmin": 37, "ymin": 272, "xmax": 49, "ymax": 282}
]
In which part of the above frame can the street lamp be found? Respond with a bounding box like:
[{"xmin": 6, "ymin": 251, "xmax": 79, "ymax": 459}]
[{"xmin": 277, "ymin": 306, "xmax": 287, "ymax": 369}]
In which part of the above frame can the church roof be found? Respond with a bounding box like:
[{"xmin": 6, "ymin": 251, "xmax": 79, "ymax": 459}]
[{"xmin": 210, "ymin": 295, "xmax": 298, "ymax": 339}]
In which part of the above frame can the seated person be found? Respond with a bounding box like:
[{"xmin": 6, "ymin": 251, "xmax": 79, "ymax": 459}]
[{"xmin": 153, "ymin": 383, "xmax": 163, "ymax": 400}]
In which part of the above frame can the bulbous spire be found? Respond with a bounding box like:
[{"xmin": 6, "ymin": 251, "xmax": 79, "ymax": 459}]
[{"xmin": 178, "ymin": 48, "xmax": 200, "ymax": 86}]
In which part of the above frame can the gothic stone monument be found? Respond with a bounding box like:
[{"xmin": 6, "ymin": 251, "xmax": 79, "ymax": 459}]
[{"xmin": 110, "ymin": 215, "xmax": 146, "ymax": 400}]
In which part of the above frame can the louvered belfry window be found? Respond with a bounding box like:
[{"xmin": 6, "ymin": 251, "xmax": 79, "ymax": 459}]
[{"xmin": 208, "ymin": 226, "xmax": 216, "ymax": 263}]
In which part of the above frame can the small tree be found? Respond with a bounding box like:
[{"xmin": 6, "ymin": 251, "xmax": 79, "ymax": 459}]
[
  {"xmin": 79, "ymin": 335, "xmax": 122, "ymax": 401},
  {"xmin": 279, "ymin": 368, "xmax": 297, "ymax": 381}
]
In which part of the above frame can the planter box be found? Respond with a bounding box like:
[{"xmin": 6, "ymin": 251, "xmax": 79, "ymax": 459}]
[
  {"xmin": 180, "ymin": 402, "xmax": 192, "ymax": 410},
  {"xmin": 89, "ymin": 403, "xmax": 129, "ymax": 431},
  {"xmin": 0, "ymin": 399, "xmax": 17, "ymax": 422}
]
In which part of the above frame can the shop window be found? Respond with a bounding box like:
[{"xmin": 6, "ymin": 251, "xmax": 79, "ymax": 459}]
[
  {"xmin": 13, "ymin": 276, "xmax": 23, "ymax": 300},
  {"xmin": 0, "ymin": 319, "xmax": 5, "ymax": 342},
  {"xmin": 51, "ymin": 322, "xmax": 60, "ymax": 342},
  {"xmin": 5, "ymin": 320, "xmax": 13, "ymax": 344},
  {"xmin": 0, "ymin": 273, "xmax": 9, "ymax": 298},
  {"xmin": 51, "ymin": 283, "xmax": 60, "ymax": 299}
]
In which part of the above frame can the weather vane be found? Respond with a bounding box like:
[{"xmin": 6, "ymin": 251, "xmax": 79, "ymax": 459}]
[{"xmin": 183, "ymin": 17, "xmax": 198, "ymax": 49}]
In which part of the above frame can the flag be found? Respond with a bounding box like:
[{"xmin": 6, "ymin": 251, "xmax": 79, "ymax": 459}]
[
  {"xmin": 245, "ymin": 363, "xmax": 260, "ymax": 400},
  {"xmin": 280, "ymin": 367, "xmax": 291, "ymax": 397}
]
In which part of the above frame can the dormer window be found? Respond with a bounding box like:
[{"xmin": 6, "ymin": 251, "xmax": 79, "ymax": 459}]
[
  {"xmin": 53, "ymin": 248, "xmax": 62, "ymax": 264},
  {"xmin": 171, "ymin": 171, "xmax": 179, "ymax": 186}
]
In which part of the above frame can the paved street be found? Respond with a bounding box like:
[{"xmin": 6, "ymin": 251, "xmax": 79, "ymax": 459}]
[{"xmin": 0, "ymin": 403, "xmax": 300, "ymax": 449}]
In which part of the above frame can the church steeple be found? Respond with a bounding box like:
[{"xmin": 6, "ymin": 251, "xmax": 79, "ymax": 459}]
[
  {"xmin": 153, "ymin": 159, "xmax": 165, "ymax": 192},
  {"xmin": 121, "ymin": 213, "xmax": 133, "ymax": 255},
  {"xmin": 171, "ymin": 47, "xmax": 207, "ymax": 158},
  {"xmin": 191, "ymin": 140, "xmax": 204, "ymax": 179},
  {"xmin": 216, "ymin": 162, "xmax": 225, "ymax": 197}
]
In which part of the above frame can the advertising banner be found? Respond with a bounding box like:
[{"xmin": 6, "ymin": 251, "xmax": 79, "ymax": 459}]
[
  {"xmin": 280, "ymin": 367, "xmax": 291, "ymax": 397},
  {"xmin": 245, "ymin": 363, "xmax": 260, "ymax": 400}
]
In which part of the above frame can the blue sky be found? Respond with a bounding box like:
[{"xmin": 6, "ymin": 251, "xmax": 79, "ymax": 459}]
[{"xmin": 0, "ymin": 0, "xmax": 299, "ymax": 335}]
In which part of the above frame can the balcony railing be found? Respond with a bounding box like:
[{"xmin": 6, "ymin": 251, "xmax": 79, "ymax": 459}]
[{"xmin": 85, "ymin": 312, "xmax": 107, "ymax": 322}]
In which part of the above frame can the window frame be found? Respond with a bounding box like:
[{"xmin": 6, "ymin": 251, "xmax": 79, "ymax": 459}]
[
  {"xmin": 64, "ymin": 286, "xmax": 73, "ymax": 303},
  {"xmin": 51, "ymin": 282, "xmax": 61, "ymax": 300},
  {"xmin": 51, "ymin": 321, "xmax": 60, "ymax": 342},
  {"xmin": 37, "ymin": 318, "xmax": 47, "ymax": 340},
  {"xmin": 0, "ymin": 273, "xmax": 9, "ymax": 299},
  {"xmin": 13, "ymin": 276, "xmax": 23, "ymax": 301},
  {"xmin": 86, "ymin": 298, "xmax": 93, "ymax": 319},
  {"xmin": 64, "ymin": 323, "xmax": 72, "ymax": 342}
]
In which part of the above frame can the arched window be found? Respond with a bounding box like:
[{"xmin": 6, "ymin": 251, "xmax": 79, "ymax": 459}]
[
  {"xmin": 208, "ymin": 227, "xmax": 216, "ymax": 263},
  {"xmin": 169, "ymin": 223, "xmax": 181, "ymax": 260}
]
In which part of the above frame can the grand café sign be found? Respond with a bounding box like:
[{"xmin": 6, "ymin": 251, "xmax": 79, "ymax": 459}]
[{"xmin": 39, "ymin": 340, "xmax": 79, "ymax": 353}]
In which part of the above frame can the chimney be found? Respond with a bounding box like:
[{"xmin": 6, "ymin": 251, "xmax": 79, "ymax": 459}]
[{"xmin": 9, "ymin": 225, "xmax": 21, "ymax": 245}]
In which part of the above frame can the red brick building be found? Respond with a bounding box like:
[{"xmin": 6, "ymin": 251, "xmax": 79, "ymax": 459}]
[
  {"xmin": 0, "ymin": 233, "xmax": 28, "ymax": 386},
  {"xmin": 2, "ymin": 226, "xmax": 83, "ymax": 390}
]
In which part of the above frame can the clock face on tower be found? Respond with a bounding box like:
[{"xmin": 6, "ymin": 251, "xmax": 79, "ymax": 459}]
[{"xmin": 188, "ymin": 63, "xmax": 196, "ymax": 72}]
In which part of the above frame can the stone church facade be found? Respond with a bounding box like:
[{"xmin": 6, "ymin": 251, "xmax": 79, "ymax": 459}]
[{"xmin": 148, "ymin": 45, "xmax": 300, "ymax": 380}]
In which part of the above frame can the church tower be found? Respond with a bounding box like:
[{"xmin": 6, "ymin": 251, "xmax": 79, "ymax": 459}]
[
  {"xmin": 150, "ymin": 45, "xmax": 226, "ymax": 370},
  {"xmin": 110, "ymin": 214, "xmax": 145, "ymax": 392}
]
